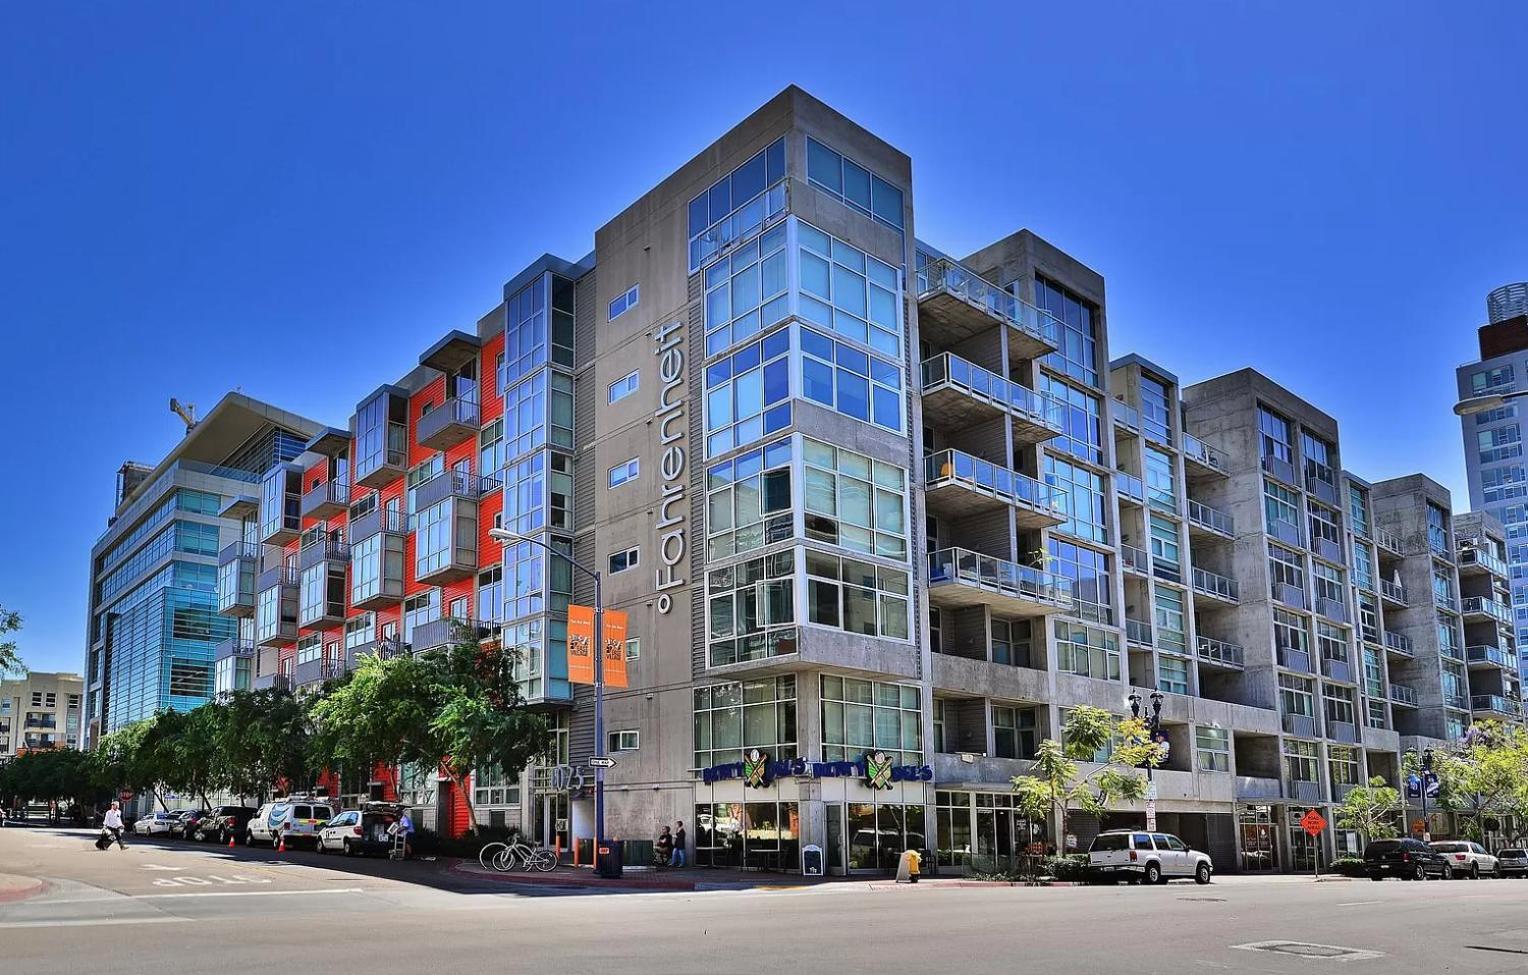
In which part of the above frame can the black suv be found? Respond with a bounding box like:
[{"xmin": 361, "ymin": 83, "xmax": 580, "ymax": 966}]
[
  {"xmin": 1363, "ymin": 837, "xmax": 1450, "ymax": 880},
  {"xmin": 193, "ymin": 805, "xmax": 258, "ymax": 843}
]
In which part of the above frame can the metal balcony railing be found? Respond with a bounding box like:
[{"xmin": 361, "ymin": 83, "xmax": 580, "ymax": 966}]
[
  {"xmin": 1472, "ymin": 694, "xmax": 1522, "ymax": 717},
  {"xmin": 300, "ymin": 479, "xmax": 351, "ymax": 520},
  {"xmin": 412, "ymin": 469, "xmax": 502, "ymax": 510},
  {"xmin": 1378, "ymin": 579, "xmax": 1408, "ymax": 605},
  {"xmin": 1389, "ymin": 683, "xmax": 1418, "ymax": 707},
  {"xmin": 218, "ymin": 541, "xmax": 260, "ymax": 567},
  {"xmin": 417, "ymin": 395, "xmax": 481, "ymax": 450}
]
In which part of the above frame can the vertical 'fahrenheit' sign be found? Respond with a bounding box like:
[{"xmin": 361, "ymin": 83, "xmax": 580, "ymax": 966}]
[{"xmin": 654, "ymin": 320, "xmax": 687, "ymax": 614}]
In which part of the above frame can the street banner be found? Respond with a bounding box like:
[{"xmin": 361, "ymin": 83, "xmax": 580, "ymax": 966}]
[
  {"xmin": 568, "ymin": 604, "xmax": 595, "ymax": 685},
  {"xmin": 602, "ymin": 608, "xmax": 629, "ymax": 689}
]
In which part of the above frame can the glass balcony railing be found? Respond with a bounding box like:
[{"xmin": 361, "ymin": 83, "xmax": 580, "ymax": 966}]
[
  {"xmin": 921, "ymin": 354, "xmax": 1067, "ymax": 433},
  {"xmin": 1378, "ymin": 579, "xmax": 1408, "ymax": 605},
  {"xmin": 1116, "ymin": 471, "xmax": 1145, "ymax": 504},
  {"xmin": 1383, "ymin": 630, "xmax": 1413, "ymax": 656},
  {"xmin": 1196, "ymin": 636, "xmax": 1245, "ymax": 668},
  {"xmin": 1467, "ymin": 645, "xmax": 1514, "ymax": 669},
  {"xmin": 924, "ymin": 450, "xmax": 1066, "ymax": 520},
  {"xmin": 1125, "ymin": 617, "xmax": 1152, "ymax": 646},
  {"xmin": 1112, "ymin": 400, "xmax": 1142, "ymax": 434},
  {"xmin": 1458, "ymin": 545, "xmax": 1510, "ymax": 577},
  {"xmin": 1389, "ymin": 683, "xmax": 1418, "ymax": 707},
  {"xmin": 927, "ymin": 547, "xmax": 1073, "ymax": 613},
  {"xmin": 1192, "ymin": 566, "xmax": 1240, "ymax": 603},
  {"xmin": 1472, "ymin": 694, "xmax": 1522, "ymax": 717},
  {"xmin": 1187, "ymin": 498, "xmax": 1234, "ymax": 535},
  {"xmin": 1375, "ymin": 527, "xmax": 1404, "ymax": 556},
  {"xmin": 1182, "ymin": 433, "xmax": 1228, "ymax": 474},
  {"xmin": 1119, "ymin": 543, "xmax": 1148, "ymax": 574},
  {"xmin": 916, "ymin": 257, "xmax": 1062, "ymax": 351},
  {"xmin": 1462, "ymin": 595, "xmax": 1512, "ymax": 624}
]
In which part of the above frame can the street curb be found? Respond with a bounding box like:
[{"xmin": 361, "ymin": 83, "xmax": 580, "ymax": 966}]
[
  {"xmin": 0, "ymin": 877, "xmax": 47, "ymax": 904},
  {"xmin": 445, "ymin": 860, "xmax": 705, "ymax": 892}
]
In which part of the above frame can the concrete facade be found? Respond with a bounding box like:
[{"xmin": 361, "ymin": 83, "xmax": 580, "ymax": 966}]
[
  {"xmin": 0, "ymin": 671, "xmax": 84, "ymax": 758},
  {"xmin": 184, "ymin": 87, "xmax": 1513, "ymax": 873}
]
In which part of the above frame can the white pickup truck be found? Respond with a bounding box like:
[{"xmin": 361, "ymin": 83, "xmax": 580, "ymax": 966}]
[{"xmin": 1087, "ymin": 829, "xmax": 1214, "ymax": 885}]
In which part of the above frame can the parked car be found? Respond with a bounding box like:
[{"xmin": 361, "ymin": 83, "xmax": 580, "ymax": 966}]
[
  {"xmin": 1430, "ymin": 840, "xmax": 1498, "ymax": 878},
  {"xmin": 193, "ymin": 805, "xmax": 258, "ymax": 843},
  {"xmin": 245, "ymin": 797, "xmax": 336, "ymax": 847},
  {"xmin": 167, "ymin": 809, "xmax": 209, "ymax": 839},
  {"xmin": 1496, "ymin": 848, "xmax": 1528, "ymax": 877},
  {"xmin": 315, "ymin": 803, "xmax": 403, "ymax": 856},
  {"xmin": 133, "ymin": 811, "xmax": 178, "ymax": 835},
  {"xmin": 1363, "ymin": 838, "xmax": 1451, "ymax": 880},
  {"xmin": 1086, "ymin": 830, "xmax": 1214, "ymax": 885}
]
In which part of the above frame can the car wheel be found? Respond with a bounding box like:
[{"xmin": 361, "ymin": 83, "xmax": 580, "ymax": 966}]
[
  {"xmin": 1413, "ymin": 864, "xmax": 1427, "ymax": 881},
  {"xmin": 344, "ymin": 840, "xmax": 355, "ymax": 857},
  {"xmin": 1471, "ymin": 863, "xmax": 1480, "ymax": 880},
  {"xmin": 1144, "ymin": 862, "xmax": 1162, "ymax": 885},
  {"xmin": 245, "ymin": 831, "xmax": 255, "ymax": 847},
  {"xmin": 1370, "ymin": 874, "xmax": 1384, "ymax": 882},
  {"xmin": 1195, "ymin": 862, "xmax": 1212, "ymax": 885}
]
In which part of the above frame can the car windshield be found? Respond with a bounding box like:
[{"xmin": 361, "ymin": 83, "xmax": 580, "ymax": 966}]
[
  {"xmin": 1501, "ymin": 849, "xmax": 1526, "ymax": 857},
  {"xmin": 313, "ymin": 807, "xmax": 333, "ymax": 819},
  {"xmin": 1090, "ymin": 834, "xmax": 1129, "ymax": 852},
  {"xmin": 1432, "ymin": 842, "xmax": 1467, "ymax": 852},
  {"xmin": 1366, "ymin": 840, "xmax": 1401, "ymax": 854}
]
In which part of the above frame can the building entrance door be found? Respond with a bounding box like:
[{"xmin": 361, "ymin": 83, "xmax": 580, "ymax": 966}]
[
  {"xmin": 1239, "ymin": 805, "xmax": 1276, "ymax": 871},
  {"xmin": 537, "ymin": 793, "xmax": 568, "ymax": 851}
]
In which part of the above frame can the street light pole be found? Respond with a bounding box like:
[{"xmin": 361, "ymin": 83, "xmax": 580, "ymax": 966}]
[
  {"xmin": 488, "ymin": 528, "xmax": 607, "ymax": 867},
  {"xmin": 1420, "ymin": 748, "xmax": 1435, "ymax": 843}
]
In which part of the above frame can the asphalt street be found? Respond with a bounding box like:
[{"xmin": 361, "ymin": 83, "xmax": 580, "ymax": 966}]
[{"xmin": 4, "ymin": 825, "xmax": 1528, "ymax": 974}]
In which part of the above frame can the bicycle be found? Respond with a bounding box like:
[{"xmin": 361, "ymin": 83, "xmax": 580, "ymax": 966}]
[
  {"xmin": 491, "ymin": 837, "xmax": 558, "ymax": 872},
  {"xmin": 478, "ymin": 840, "xmax": 510, "ymax": 870}
]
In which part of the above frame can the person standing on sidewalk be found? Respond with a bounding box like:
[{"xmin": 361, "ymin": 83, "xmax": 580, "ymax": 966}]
[
  {"xmin": 655, "ymin": 825, "xmax": 673, "ymax": 868},
  {"xmin": 670, "ymin": 820, "xmax": 687, "ymax": 868},
  {"xmin": 102, "ymin": 801, "xmax": 127, "ymax": 849}
]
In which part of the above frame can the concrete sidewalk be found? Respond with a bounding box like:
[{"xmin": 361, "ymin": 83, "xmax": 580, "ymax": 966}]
[
  {"xmin": 0, "ymin": 871, "xmax": 46, "ymax": 903},
  {"xmin": 447, "ymin": 859, "xmax": 834, "ymax": 891}
]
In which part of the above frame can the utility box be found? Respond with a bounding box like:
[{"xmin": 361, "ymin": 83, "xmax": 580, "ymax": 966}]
[{"xmin": 596, "ymin": 840, "xmax": 623, "ymax": 879}]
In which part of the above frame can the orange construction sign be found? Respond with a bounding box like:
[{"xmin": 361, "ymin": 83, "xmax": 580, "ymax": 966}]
[
  {"xmin": 1300, "ymin": 809, "xmax": 1327, "ymax": 838},
  {"xmin": 568, "ymin": 605, "xmax": 595, "ymax": 685},
  {"xmin": 602, "ymin": 609, "xmax": 629, "ymax": 689}
]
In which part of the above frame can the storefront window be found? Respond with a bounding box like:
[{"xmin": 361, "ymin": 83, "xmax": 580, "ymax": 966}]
[{"xmin": 694, "ymin": 801, "xmax": 800, "ymax": 871}]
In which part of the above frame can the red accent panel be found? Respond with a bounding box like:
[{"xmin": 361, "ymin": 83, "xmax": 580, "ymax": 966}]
[{"xmin": 480, "ymin": 334, "xmax": 505, "ymax": 424}]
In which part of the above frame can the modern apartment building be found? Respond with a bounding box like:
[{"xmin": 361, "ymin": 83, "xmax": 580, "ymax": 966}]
[
  {"xmin": 206, "ymin": 86, "xmax": 1514, "ymax": 873},
  {"xmin": 84, "ymin": 394, "xmax": 322, "ymax": 748},
  {"xmin": 1456, "ymin": 282, "xmax": 1528, "ymax": 678},
  {"xmin": 0, "ymin": 671, "xmax": 84, "ymax": 758}
]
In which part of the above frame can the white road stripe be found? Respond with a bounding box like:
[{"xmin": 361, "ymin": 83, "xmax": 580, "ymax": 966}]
[
  {"xmin": 36, "ymin": 887, "xmax": 367, "ymax": 904},
  {"xmin": 1336, "ymin": 900, "xmax": 1382, "ymax": 907}
]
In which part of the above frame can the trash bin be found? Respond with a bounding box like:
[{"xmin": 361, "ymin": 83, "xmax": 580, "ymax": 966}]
[{"xmin": 596, "ymin": 839, "xmax": 624, "ymax": 879}]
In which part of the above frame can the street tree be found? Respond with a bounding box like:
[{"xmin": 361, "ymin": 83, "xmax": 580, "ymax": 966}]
[
  {"xmin": 93, "ymin": 719, "xmax": 161, "ymax": 808},
  {"xmin": 213, "ymin": 689, "xmax": 315, "ymax": 801},
  {"xmin": 144, "ymin": 706, "xmax": 224, "ymax": 808},
  {"xmin": 0, "ymin": 604, "xmax": 24, "ymax": 676},
  {"xmin": 1334, "ymin": 776, "xmax": 1401, "ymax": 845},
  {"xmin": 1010, "ymin": 705, "xmax": 1165, "ymax": 852},
  {"xmin": 1425, "ymin": 721, "xmax": 1528, "ymax": 842},
  {"xmin": 309, "ymin": 625, "xmax": 550, "ymax": 834}
]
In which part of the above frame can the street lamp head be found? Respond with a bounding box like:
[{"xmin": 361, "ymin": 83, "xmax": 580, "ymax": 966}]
[
  {"xmin": 488, "ymin": 527, "xmax": 528, "ymax": 545},
  {"xmin": 1454, "ymin": 393, "xmax": 1512, "ymax": 417},
  {"xmin": 1422, "ymin": 747, "xmax": 1435, "ymax": 769},
  {"xmin": 1127, "ymin": 691, "xmax": 1141, "ymax": 717}
]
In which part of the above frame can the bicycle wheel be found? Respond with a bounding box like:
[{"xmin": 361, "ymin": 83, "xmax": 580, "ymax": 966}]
[
  {"xmin": 491, "ymin": 848, "xmax": 517, "ymax": 872},
  {"xmin": 531, "ymin": 848, "xmax": 558, "ymax": 873},
  {"xmin": 478, "ymin": 842, "xmax": 508, "ymax": 870}
]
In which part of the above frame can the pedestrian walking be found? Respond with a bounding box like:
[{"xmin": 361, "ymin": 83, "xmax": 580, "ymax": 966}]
[
  {"xmin": 670, "ymin": 820, "xmax": 687, "ymax": 868},
  {"xmin": 102, "ymin": 801, "xmax": 127, "ymax": 850},
  {"xmin": 655, "ymin": 825, "xmax": 673, "ymax": 868}
]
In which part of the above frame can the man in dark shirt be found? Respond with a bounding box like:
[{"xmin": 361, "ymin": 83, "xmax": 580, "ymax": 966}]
[{"xmin": 671, "ymin": 820, "xmax": 687, "ymax": 867}]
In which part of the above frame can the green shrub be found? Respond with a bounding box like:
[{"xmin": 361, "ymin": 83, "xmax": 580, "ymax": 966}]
[
  {"xmin": 1043, "ymin": 854, "xmax": 1092, "ymax": 882},
  {"xmin": 1329, "ymin": 856, "xmax": 1367, "ymax": 877}
]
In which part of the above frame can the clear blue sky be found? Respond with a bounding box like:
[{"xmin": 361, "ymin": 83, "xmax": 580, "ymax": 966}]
[{"xmin": 3, "ymin": 1, "xmax": 1524, "ymax": 674}]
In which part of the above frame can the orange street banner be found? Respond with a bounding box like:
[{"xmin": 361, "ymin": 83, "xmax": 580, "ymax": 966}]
[
  {"xmin": 602, "ymin": 609, "xmax": 629, "ymax": 689},
  {"xmin": 568, "ymin": 604, "xmax": 595, "ymax": 685}
]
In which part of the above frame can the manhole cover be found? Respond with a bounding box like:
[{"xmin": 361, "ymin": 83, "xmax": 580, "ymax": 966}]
[{"xmin": 1232, "ymin": 941, "xmax": 1384, "ymax": 961}]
